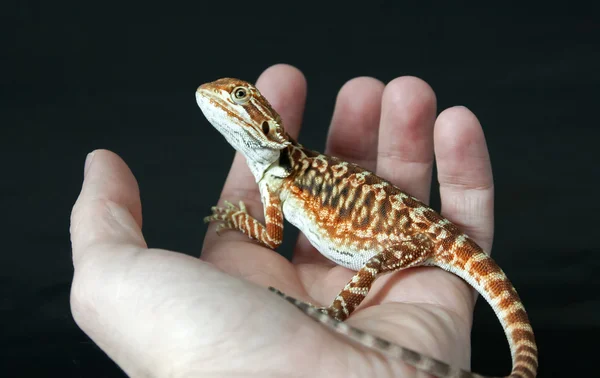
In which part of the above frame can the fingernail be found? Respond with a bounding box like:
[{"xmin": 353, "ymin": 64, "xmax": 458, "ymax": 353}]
[{"xmin": 84, "ymin": 151, "xmax": 95, "ymax": 177}]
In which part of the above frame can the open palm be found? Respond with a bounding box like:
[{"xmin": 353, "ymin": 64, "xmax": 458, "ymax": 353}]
[{"xmin": 71, "ymin": 64, "xmax": 494, "ymax": 377}]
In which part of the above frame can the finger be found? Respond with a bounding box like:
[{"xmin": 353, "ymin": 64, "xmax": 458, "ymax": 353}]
[
  {"xmin": 434, "ymin": 106, "xmax": 494, "ymax": 253},
  {"xmin": 325, "ymin": 77, "xmax": 384, "ymax": 170},
  {"xmin": 202, "ymin": 64, "xmax": 307, "ymax": 252},
  {"xmin": 293, "ymin": 77, "xmax": 385, "ymax": 265},
  {"xmin": 361, "ymin": 108, "xmax": 493, "ymax": 319},
  {"xmin": 70, "ymin": 149, "xmax": 146, "ymax": 265},
  {"xmin": 377, "ymin": 76, "xmax": 437, "ymax": 203},
  {"xmin": 218, "ymin": 64, "xmax": 306, "ymax": 206}
]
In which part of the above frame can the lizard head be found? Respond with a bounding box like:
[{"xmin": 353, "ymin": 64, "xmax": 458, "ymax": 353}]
[{"xmin": 196, "ymin": 78, "xmax": 291, "ymax": 180}]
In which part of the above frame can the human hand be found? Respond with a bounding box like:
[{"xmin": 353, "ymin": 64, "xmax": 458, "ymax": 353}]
[{"xmin": 70, "ymin": 64, "xmax": 494, "ymax": 377}]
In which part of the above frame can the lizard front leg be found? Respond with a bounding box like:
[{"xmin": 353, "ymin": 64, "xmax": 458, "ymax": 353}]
[{"xmin": 204, "ymin": 188, "xmax": 284, "ymax": 249}]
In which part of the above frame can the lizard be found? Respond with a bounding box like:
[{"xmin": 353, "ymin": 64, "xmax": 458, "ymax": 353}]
[{"xmin": 195, "ymin": 77, "xmax": 538, "ymax": 378}]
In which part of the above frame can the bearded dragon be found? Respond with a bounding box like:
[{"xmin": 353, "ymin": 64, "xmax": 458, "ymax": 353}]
[{"xmin": 195, "ymin": 78, "xmax": 538, "ymax": 378}]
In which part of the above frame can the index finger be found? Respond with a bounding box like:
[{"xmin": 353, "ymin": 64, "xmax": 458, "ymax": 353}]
[{"xmin": 201, "ymin": 64, "xmax": 307, "ymax": 251}]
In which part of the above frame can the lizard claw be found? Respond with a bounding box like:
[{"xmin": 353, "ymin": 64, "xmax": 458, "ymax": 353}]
[{"xmin": 204, "ymin": 200, "xmax": 249, "ymax": 235}]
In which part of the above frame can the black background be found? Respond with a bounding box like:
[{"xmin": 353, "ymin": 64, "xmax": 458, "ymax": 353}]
[{"xmin": 3, "ymin": 1, "xmax": 599, "ymax": 377}]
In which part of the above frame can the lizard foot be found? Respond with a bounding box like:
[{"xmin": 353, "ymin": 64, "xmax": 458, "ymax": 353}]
[{"xmin": 204, "ymin": 200, "xmax": 248, "ymax": 235}]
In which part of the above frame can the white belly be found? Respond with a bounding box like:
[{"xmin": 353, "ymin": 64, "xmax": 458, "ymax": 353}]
[{"xmin": 282, "ymin": 197, "xmax": 378, "ymax": 271}]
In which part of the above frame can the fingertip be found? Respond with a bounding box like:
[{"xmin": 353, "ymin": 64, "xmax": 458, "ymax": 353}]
[
  {"xmin": 79, "ymin": 149, "xmax": 142, "ymax": 223},
  {"xmin": 383, "ymin": 76, "xmax": 437, "ymax": 119},
  {"xmin": 325, "ymin": 76, "xmax": 384, "ymax": 169},
  {"xmin": 258, "ymin": 63, "xmax": 306, "ymax": 86},
  {"xmin": 436, "ymin": 106, "xmax": 480, "ymax": 131},
  {"xmin": 340, "ymin": 76, "xmax": 385, "ymax": 93},
  {"xmin": 380, "ymin": 76, "xmax": 437, "ymax": 161},
  {"xmin": 335, "ymin": 76, "xmax": 385, "ymax": 117},
  {"xmin": 84, "ymin": 151, "xmax": 95, "ymax": 176},
  {"xmin": 256, "ymin": 64, "xmax": 307, "ymax": 138},
  {"xmin": 434, "ymin": 106, "xmax": 489, "ymax": 163},
  {"xmin": 71, "ymin": 150, "xmax": 146, "ymax": 262}
]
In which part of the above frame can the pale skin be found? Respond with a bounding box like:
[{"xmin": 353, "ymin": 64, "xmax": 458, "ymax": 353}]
[{"xmin": 70, "ymin": 64, "xmax": 494, "ymax": 377}]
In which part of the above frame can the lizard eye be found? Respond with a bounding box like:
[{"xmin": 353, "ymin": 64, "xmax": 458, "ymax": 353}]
[{"xmin": 231, "ymin": 86, "xmax": 250, "ymax": 104}]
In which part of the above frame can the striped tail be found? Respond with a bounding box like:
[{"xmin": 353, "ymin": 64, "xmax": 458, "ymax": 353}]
[
  {"xmin": 434, "ymin": 237, "xmax": 538, "ymax": 378},
  {"xmin": 270, "ymin": 286, "xmax": 489, "ymax": 378},
  {"xmin": 269, "ymin": 234, "xmax": 538, "ymax": 378}
]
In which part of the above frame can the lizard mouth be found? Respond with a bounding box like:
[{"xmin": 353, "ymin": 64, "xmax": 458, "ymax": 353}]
[
  {"xmin": 196, "ymin": 87, "xmax": 229, "ymax": 111},
  {"xmin": 195, "ymin": 87, "xmax": 251, "ymax": 133}
]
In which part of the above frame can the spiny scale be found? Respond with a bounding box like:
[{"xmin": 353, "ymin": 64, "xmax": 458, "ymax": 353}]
[{"xmin": 196, "ymin": 78, "xmax": 538, "ymax": 378}]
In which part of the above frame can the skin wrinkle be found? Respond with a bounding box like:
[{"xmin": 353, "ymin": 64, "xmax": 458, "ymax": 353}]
[
  {"xmin": 276, "ymin": 309, "xmax": 367, "ymax": 378},
  {"xmin": 376, "ymin": 150, "xmax": 435, "ymax": 166},
  {"xmin": 350, "ymin": 305, "xmax": 470, "ymax": 375},
  {"xmin": 440, "ymin": 180, "xmax": 495, "ymax": 192},
  {"xmin": 353, "ymin": 304, "xmax": 471, "ymax": 355}
]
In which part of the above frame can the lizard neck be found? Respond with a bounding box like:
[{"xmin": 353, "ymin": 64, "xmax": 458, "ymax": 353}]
[
  {"xmin": 247, "ymin": 157, "xmax": 277, "ymax": 182},
  {"xmin": 246, "ymin": 134, "xmax": 303, "ymax": 182},
  {"xmin": 258, "ymin": 140, "xmax": 311, "ymax": 185}
]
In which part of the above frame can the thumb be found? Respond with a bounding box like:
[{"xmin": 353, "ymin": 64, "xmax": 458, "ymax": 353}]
[{"xmin": 70, "ymin": 149, "xmax": 146, "ymax": 265}]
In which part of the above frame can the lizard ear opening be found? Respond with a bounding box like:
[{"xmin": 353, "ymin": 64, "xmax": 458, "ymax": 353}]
[{"xmin": 262, "ymin": 121, "xmax": 270, "ymax": 135}]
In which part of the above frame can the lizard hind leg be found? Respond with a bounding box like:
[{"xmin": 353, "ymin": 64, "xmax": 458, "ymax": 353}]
[
  {"xmin": 266, "ymin": 249, "xmax": 402, "ymax": 322},
  {"xmin": 322, "ymin": 236, "xmax": 434, "ymax": 321},
  {"xmin": 269, "ymin": 235, "xmax": 434, "ymax": 321}
]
